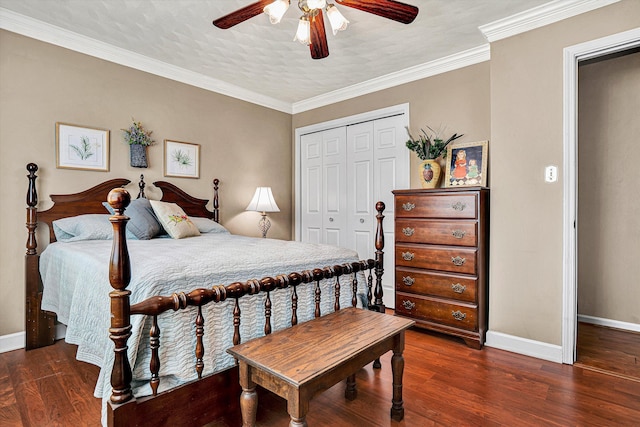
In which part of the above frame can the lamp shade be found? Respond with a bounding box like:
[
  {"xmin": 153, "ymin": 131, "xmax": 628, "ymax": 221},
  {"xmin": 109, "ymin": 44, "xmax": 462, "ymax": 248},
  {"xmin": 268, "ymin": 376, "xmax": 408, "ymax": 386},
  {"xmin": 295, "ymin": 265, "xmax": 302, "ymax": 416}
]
[{"xmin": 246, "ymin": 187, "xmax": 280, "ymax": 213}]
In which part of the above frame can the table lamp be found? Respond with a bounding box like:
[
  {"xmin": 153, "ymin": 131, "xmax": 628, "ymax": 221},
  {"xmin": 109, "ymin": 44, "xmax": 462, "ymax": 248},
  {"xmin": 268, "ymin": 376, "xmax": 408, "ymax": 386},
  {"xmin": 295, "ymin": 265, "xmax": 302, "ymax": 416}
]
[{"xmin": 246, "ymin": 187, "xmax": 280, "ymax": 238}]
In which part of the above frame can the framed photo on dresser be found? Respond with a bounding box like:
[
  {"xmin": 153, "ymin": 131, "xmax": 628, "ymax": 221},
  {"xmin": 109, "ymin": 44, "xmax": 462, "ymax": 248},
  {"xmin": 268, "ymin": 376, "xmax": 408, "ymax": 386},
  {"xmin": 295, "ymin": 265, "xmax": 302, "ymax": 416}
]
[{"xmin": 445, "ymin": 140, "xmax": 488, "ymax": 188}]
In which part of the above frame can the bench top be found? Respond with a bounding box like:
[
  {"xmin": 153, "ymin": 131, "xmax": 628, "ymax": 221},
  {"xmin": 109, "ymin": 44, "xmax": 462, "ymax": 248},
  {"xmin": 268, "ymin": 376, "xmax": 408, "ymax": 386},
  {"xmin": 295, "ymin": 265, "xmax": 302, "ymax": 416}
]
[{"xmin": 227, "ymin": 307, "xmax": 414, "ymax": 387}]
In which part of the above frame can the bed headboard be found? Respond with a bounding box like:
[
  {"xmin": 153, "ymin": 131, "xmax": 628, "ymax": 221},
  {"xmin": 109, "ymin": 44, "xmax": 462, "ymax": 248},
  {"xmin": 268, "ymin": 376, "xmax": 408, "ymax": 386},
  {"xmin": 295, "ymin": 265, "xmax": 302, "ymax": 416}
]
[
  {"xmin": 154, "ymin": 179, "xmax": 220, "ymax": 222},
  {"xmin": 26, "ymin": 164, "xmax": 221, "ymax": 245},
  {"xmin": 27, "ymin": 164, "xmax": 131, "ymax": 244}
]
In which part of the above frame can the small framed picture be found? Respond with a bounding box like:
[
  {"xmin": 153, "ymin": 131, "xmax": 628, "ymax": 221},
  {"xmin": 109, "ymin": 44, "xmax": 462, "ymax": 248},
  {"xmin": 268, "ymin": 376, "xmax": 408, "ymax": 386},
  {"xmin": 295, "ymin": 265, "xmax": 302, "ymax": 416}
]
[
  {"xmin": 445, "ymin": 140, "xmax": 489, "ymax": 188},
  {"xmin": 56, "ymin": 122, "xmax": 109, "ymax": 171},
  {"xmin": 164, "ymin": 140, "xmax": 200, "ymax": 179}
]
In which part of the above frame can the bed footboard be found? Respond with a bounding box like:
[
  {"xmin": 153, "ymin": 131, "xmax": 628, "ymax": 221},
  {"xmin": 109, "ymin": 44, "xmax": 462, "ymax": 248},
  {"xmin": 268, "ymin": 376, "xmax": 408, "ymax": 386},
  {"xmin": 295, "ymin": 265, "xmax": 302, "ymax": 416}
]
[{"xmin": 105, "ymin": 188, "xmax": 386, "ymax": 426}]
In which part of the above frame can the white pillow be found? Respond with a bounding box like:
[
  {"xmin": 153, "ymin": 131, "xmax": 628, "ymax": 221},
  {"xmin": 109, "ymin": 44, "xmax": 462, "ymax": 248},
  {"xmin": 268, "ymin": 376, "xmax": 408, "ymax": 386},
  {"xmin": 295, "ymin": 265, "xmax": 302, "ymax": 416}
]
[{"xmin": 149, "ymin": 200, "xmax": 200, "ymax": 239}]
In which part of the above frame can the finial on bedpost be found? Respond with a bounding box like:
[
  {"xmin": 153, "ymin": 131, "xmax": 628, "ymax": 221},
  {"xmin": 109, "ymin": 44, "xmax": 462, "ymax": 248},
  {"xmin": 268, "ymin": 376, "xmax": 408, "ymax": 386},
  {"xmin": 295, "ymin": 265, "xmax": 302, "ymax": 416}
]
[
  {"xmin": 107, "ymin": 188, "xmax": 134, "ymax": 404},
  {"xmin": 26, "ymin": 163, "xmax": 39, "ymax": 255},
  {"xmin": 213, "ymin": 178, "xmax": 220, "ymax": 223},
  {"xmin": 374, "ymin": 201, "xmax": 385, "ymax": 312},
  {"xmin": 138, "ymin": 174, "xmax": 146, "ymax": 199}
]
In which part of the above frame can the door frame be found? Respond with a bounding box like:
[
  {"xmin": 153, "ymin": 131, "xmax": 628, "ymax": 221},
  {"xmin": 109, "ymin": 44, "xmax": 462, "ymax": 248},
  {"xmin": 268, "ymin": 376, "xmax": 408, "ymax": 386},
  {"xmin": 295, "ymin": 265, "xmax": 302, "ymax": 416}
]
[
  {"xmin": 562, "ymin": 27, "xmax": 640, "ymax": 364},
  {"xmin": 294, "ymin": 103, "xmax": 410, "ymax": 241}
]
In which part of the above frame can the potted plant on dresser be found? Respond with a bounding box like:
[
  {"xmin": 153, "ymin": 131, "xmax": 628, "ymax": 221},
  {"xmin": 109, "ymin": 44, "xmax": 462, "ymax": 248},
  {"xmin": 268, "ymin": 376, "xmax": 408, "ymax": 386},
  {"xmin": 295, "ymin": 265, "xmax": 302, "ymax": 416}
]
[
  {"xmin": 123, "ymin": 119, "xmax": 155, "ymax": 168},
  {"xmin": 405, "ymin": 126, "xmax": 463, "ymax": 188}
]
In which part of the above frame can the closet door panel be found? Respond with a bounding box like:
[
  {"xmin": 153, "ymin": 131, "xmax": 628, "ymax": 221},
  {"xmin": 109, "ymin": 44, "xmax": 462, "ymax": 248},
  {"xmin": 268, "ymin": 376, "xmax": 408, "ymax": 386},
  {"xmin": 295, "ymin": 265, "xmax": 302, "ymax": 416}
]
[
  {"xmin": 301, "ymin": 132, "xmax": 323, "ymax": 243},
  {"xmin": 347, "ymin": 121, "xmax": 374, "ymax": 258},
  {"xmin": 322, "ymin": 127, "xmax": 347, "ymax": 247}
]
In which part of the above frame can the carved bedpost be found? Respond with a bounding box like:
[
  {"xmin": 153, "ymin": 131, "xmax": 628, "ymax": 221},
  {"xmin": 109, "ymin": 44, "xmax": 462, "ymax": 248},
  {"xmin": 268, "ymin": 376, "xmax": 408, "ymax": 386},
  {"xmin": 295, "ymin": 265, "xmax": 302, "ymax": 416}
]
[
  {"xmin": 25, "ymin": 163, "xmax": 55, "ymax": 350},
  {"xmin": 107, "ymin": 188, "xmax": 133, "ymax": 404},
  {"xmin": 373, "ymin": 201, "xmax": 386, "ymax": 313},
  {"xmin": 213, "ymin": 178, "xmax": 220, "ymax": 223}
]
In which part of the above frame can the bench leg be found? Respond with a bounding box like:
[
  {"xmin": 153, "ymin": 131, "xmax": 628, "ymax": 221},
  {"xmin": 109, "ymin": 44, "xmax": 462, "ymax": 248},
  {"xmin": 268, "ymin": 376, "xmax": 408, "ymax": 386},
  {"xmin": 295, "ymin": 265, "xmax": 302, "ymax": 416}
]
[
  {"xmin": 238, "ymin": 362, "xmax": 258, "ymax": 427},
  {"xmin": 345, "ymin": 374, "xmax": 357, "ymax": 400},
  {"xmin": 390, "ymin": 332, "xmax": 406, "ymax": 421},
  {"xmin": 287, "ymin": 394, "xmax": 309, "ymax": 427}
]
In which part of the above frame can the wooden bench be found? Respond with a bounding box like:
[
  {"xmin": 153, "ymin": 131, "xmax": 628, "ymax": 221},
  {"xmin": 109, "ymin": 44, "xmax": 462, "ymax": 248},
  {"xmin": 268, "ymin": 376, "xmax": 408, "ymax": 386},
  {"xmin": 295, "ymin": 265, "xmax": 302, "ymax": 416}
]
[{"xmin": 227, "ymin": 307, "xmax": 415, "ymax": 427}]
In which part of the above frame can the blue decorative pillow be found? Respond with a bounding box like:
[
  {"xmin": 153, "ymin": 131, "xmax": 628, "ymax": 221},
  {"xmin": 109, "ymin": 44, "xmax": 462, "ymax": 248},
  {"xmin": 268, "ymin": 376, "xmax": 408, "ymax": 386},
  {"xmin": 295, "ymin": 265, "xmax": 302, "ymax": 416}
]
[
  {"xmin": 53, "ymin": 214, "xmax": 114, "ymax": 242},
  {"xmin": 189, "ymin": 217, "xmax": 229, "ymax": 234},
  {"xmin": 102, "ymin": 198, "xmax": 163, "ymax": 240}
]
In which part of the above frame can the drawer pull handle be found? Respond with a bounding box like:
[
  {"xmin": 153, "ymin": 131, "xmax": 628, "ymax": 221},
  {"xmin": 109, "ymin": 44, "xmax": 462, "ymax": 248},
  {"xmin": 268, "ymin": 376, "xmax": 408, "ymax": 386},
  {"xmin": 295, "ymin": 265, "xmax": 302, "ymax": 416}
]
[
  {"xmin": 451, "ymin": 202, "xmax": 466, "ymax": 211},
  {"xmin": 402, "ymin": 276, "xmax": 415, "ymax": 286},
  {"xmin": 402, "ymin": 202, "xmax": 415, "ymax": 211},
  {"xmin": 402, "ymin": 252, "xmax": 415, "ymax": 261},
  {"xmin": 402, "ymin": 300, "xmax": 416, "ymax": 310},
  {"xmin": 452, "ymin": 310, "xmax": 466, "ymax": 321},
  {"xmin": 402, "ymin": 227, "xmax": 415, "ymax": 236},
  {"xmin": 452, "ymin": 230, "xmax": 466, "ymax": 239},
  {"xmin": 360, "ymin": 218, "xmax": 365, "ymax": 223},
  {"xmin": 451, "ymin": 256, "xmax": 466, "ymax": 266},
  {"xmin": 451, "ymin": 283, "xmax": 466, "ymax": 294}
]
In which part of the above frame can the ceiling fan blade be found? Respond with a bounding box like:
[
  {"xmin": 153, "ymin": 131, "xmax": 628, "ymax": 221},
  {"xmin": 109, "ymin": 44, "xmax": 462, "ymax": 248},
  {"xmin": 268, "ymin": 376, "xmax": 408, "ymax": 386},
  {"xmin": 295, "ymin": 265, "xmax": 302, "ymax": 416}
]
[
  {"xmin": 336, "ymin": 0, "xmax": 418, "ymax": 24},
  {"xmin": 309, "ymin": 11, "xmax": 329, "ymax": 60},
  {"xmin": 212, "ymin": 0, "xmax": 273, "ymax": 29}
]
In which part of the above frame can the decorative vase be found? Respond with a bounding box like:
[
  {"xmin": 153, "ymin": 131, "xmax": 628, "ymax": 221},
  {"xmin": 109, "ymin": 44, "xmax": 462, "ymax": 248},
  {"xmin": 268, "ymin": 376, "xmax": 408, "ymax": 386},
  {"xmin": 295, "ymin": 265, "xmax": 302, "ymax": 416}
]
[
  {"xmin": 130, "ymin": 144, "xmax": 148, "ymax": 168},
  {"xmin": 419, "ymin": 159, "xmax": 441, "ymax": 188}
]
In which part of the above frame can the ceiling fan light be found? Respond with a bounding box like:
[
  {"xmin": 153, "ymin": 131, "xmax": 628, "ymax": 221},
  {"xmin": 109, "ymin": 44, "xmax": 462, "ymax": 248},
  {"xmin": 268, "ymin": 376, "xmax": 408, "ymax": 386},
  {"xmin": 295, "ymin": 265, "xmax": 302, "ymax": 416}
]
[
  {"xmin": 264, "ymin": 0, "xmax": 290, "ymax": 24},
  {"xmin": 307, "ymin": 0, "xmax": 327, "ymax": 9},
  {"xmin": 326, "ymin": 4, "xmax": 349, "ymax": 35},
  {"xmin": 293, "ymin": 15, "xmax": 311, "ymax": 45}
]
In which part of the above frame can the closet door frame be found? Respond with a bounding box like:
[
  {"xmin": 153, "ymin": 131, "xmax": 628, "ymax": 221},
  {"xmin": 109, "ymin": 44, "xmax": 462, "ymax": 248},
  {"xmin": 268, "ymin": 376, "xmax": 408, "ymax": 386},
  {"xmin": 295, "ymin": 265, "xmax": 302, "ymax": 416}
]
[{"xmin": 294, "ymin": 103, "xmax": 410, "ymax": 242}]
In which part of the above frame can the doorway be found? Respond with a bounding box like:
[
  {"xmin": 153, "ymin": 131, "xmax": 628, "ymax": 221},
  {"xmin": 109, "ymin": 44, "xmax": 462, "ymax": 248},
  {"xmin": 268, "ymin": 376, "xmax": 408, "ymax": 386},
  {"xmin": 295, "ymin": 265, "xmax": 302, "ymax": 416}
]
[
  {"xmin": 562, "ymin": 28, "xmax": 640, "ymax": 365},
  {"xmin": 574, "ymin": 50, "xmax": 640, "ymax": 380}
]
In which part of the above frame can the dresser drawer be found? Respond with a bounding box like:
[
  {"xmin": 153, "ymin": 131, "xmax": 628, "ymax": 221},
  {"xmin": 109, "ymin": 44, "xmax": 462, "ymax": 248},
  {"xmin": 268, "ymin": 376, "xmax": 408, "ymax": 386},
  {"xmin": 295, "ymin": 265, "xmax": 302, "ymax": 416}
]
[
  {"xmin": 395, "ymin": 293, "xmax": 478, "ymax": 331},
  {"xmin": 395, "ymin": 219, "xmax": 477, "ymax": 247},
  {"xmin": 395, "ymin": 267, "xmax": 477, "ymax": 303},
  {"xmin": 395, "ymin": 194, "xmax": 477, "ymax": 219},
  {"xmin": 395, "ymin": 244, "xmax": 477, "ymax": 274}
]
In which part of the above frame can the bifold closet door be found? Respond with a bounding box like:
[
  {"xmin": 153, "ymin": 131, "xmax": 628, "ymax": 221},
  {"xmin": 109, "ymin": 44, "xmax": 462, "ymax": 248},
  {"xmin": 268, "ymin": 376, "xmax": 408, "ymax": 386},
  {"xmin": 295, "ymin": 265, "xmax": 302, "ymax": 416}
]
[{"xmin": 300, "ymin": 127, "xmax": 347, "ymax": 247}]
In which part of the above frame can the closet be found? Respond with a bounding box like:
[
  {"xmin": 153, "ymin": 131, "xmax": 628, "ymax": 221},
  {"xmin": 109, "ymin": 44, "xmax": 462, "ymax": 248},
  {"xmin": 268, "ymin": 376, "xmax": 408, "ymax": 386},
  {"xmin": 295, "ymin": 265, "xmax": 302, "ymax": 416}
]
[{"xmin": 296, "ymin": 105, "xmax": 410, "ymax": 307}]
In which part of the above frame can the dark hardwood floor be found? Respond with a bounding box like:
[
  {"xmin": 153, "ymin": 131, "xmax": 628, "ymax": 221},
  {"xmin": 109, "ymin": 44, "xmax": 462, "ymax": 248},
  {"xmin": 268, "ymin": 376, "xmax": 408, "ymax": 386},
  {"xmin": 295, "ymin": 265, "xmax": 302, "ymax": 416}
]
[
  {"xmin": 2, "ymin": 325, "xmax": 640, "ymax": 426},
  {"xmin": 576, "ymin": 322, "xmax": 640, "ymax": 381}
]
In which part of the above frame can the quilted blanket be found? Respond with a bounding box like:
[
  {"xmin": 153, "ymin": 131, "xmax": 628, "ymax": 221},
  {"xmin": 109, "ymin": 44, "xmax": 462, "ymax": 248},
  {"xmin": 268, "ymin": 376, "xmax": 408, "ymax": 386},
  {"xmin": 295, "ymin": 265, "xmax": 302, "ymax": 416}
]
[{"xmin": 40, "ymin": 233, "xmax": 366, "ymax": 415}]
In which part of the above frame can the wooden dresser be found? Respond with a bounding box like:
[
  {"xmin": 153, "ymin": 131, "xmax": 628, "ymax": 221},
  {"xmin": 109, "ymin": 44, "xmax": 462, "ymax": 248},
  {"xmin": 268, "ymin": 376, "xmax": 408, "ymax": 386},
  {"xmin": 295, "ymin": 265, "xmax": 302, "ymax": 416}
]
[{"xmin": 392, "ymin": 187, "xmax": 489, "ymax": 349}]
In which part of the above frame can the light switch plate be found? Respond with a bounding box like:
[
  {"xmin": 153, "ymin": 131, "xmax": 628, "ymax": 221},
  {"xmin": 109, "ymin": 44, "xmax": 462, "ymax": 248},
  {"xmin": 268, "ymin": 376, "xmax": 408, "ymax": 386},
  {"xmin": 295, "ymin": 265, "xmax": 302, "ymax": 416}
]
[{"xmin": 545, "ymin": 165, "xmax": 558, "ymax": 183}]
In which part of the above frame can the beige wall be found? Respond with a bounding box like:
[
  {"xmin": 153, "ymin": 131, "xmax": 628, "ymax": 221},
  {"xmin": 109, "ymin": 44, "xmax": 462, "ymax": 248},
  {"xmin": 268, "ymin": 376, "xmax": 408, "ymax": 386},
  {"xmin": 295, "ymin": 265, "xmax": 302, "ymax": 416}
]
[
  {"xmin": 0, "ymin": 30, "xmax": 292, "ymax": 336},
  {"xmin": 2, "ymin": 1, "xmax": 638, "ymax": 348},
  {"xmin": 577, "ymin": 51, "xmax": 640, "ymax": 324},
  {"xmin": 489, "ymin": 0, "xmax": 640, "ymax": 345},
  {"xmin": 293, "ymin": 62, "xmax": 491, "ymax": 190}
]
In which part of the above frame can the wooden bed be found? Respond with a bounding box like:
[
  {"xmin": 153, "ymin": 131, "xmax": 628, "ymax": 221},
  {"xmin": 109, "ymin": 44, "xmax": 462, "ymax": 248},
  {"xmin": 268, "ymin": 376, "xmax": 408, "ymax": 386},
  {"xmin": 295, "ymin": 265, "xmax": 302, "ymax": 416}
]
[{"xmin": 24, "ymin": 163, "xmax": 387, "ymax": 426}]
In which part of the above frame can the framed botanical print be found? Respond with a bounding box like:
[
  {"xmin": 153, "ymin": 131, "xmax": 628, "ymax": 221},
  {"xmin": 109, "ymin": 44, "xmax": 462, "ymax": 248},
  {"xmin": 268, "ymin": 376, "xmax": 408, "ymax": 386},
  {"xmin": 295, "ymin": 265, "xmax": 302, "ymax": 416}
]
[
  {"xmin": 56, "ymin": 122, "xmax": 110, "ymax": 171},
  {"xmin": 445, "ymin": 140, "xmax": 488, "ymax": 188},
  {"xmin": 164, "ymin": 140, "xmax": 200, "ymax": 179}
]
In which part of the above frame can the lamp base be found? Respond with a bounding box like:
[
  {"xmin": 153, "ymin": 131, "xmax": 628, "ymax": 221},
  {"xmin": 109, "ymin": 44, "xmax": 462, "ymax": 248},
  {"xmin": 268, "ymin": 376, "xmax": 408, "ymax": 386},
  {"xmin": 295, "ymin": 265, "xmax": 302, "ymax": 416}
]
[{"xmin": 258, "ymin": 213, "xmax": 271, "ymax": 238}]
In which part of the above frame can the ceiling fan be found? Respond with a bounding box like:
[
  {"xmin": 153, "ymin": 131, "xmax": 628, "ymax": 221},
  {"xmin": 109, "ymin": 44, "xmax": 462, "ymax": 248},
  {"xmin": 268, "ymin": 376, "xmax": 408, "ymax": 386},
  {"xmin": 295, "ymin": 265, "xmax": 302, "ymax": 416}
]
[{"xmin": 212, "ymin": 0, "xmax": 419, "ymax": 60}]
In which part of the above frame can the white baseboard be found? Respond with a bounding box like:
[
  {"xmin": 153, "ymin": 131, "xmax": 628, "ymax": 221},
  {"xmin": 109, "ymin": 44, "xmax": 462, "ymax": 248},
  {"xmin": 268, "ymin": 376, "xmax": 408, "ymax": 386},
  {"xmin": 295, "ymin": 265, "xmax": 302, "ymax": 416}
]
[
  {"xmin": 578, "ymin": 314, "xmax": 640, "ymax": 333},
  {"xmin": 485, "ymin": 330, "xmax": 563, "ymax": 363},
  {"xmin": 0, "ymin": 332, "xmax": 25, "ymax": 353},
  {"xmin": 0, "ymin": 324, "xmax": 67, "ymax": 354}
]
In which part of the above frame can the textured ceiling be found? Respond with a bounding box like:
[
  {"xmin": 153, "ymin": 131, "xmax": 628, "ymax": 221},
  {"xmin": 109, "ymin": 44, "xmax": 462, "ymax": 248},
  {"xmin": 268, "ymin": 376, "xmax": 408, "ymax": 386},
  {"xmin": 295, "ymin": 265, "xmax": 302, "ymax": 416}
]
[{"xmin": 0, "ymin": 0, "xmax": 551, "ymax": 105}]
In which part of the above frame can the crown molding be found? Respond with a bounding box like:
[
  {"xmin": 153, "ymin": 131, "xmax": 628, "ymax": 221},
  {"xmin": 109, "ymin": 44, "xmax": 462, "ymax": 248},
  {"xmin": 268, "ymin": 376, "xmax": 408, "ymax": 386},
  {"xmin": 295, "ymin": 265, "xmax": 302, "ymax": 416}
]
[
  {"xmin": 291, "ymin": 44, "xmax": 490, "ymax": 114},
  {"xmin": 479, "ymin": 0, "xmax": 620, "ymax": 42},
  {"xmin": 0, "ymin": 8, "xmax": 292, "ymax": 113}
]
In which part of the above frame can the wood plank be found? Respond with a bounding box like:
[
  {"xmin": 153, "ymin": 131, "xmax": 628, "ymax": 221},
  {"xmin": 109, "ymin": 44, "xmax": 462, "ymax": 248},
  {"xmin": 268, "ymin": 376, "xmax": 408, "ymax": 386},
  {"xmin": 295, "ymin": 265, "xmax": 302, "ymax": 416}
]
[{"xmin": 2, "ymin": 327, "xmax": 640, "ymax": 426}]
